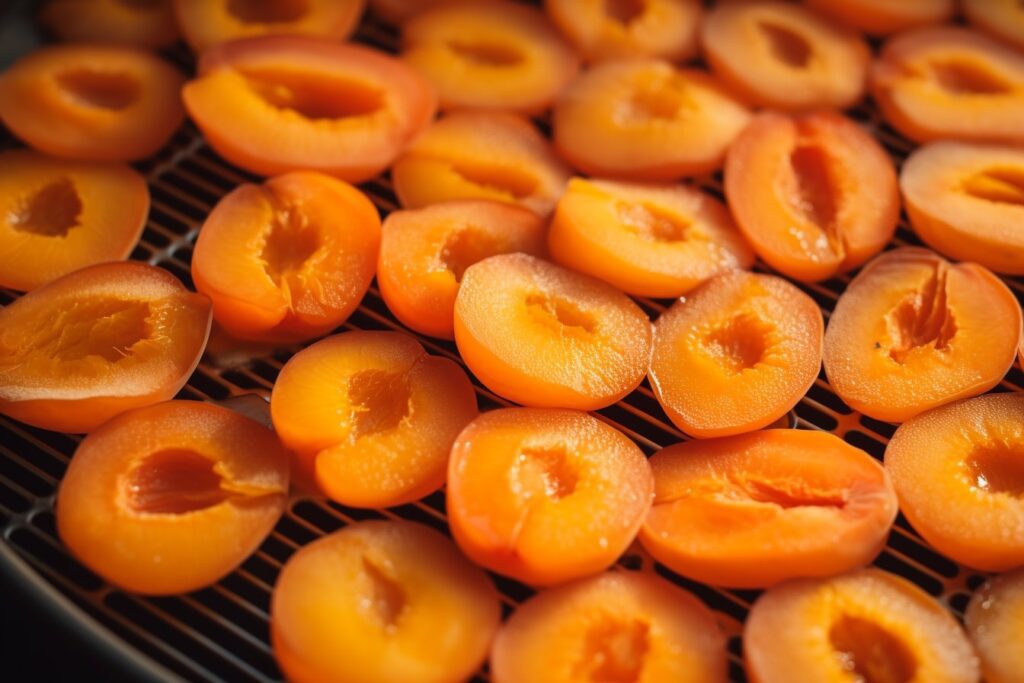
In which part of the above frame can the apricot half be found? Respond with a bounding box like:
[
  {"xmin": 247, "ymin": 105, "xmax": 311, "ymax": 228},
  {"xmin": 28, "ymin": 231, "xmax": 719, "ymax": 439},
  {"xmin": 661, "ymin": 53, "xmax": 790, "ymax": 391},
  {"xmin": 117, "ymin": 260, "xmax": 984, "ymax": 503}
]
[
  {"xmin": 0, "ymin": 149, "xmax": 148, "ymax": 292},
  {"xmin": 805, "ymin": 0, "xmax": 953, "ymax": 35},
  {"xmin": 271, "ymin": 520, "xmax": 500, "ymax": 683},
  {"xmin": 378, "ymin": 199, "xmax": 546, "ymax": 340},
  {"xmin": 0, "ymin": 262, "xmax": 211, "ymax": 434},
  {"xmin": 183, "ymin": 35, "xmax": 436, "ymax": 181},
  {"xmin": 57, "ymin": 400, "xmax": 288, "ymax": 594},
  {"xmin": 491, "ymin": 570, "xmax": 727, "ymax": 683},
  {"xmin": 822, "ymin": 248, "xmax": 1021, "ymax": 423},
  {"xmin": 964, "ymin": 0, "xmax": 1024, "ymax": 52},
  {"xmin": 270, "ymin": 331, "xmax": 477, "ymax": 506},
  {"xmin": 745, "ymin": 569, "xmax": 980, "ymax": 683},
  {"xmin": 40, "ymin": 0, "xmax": 180, "ymax": 48},
  {"xmin": 552, "ymin": 59, "xmax": 750, "ymax": 180},
  {"xmin": 965, "ymin": 568, "xmax": 1024, "ymax": 683},
  {"xmin": 548, "ymin": 177, "xmax": 754, "ymax": 299},
  {"xmin": 454, "ymin": 253, "xmax": 652, "ymax": 410},
  {"xmin": 648, "ymin": 271, "xmax": 823, "ymax": 439}
]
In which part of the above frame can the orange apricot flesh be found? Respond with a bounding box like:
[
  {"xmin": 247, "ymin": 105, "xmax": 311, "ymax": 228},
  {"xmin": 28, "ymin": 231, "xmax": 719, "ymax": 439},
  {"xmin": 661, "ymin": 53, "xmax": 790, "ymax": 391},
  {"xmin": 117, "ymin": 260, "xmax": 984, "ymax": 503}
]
[
  {"xmin": 805, "ymin": 0, "xmax": 953, "ymax": 35},
  {"xmin": 369, "ymin": 0, "xmax": 454, "ymax": 24},
  {"xmin": 272, "ymin": 520, "xmax": 500, "ymax": 683},
  {"xmin": 745, "ymin": 569, "xmax": 981, "ymax": 683},
  {"xmin": 454, "ymin": 253, "xmax": 652, "ymax": 410},
  {"xmin": 822, "ymin": 248, "xmax": 1021, "ymax": 423},
  {"xmin": 447, "ymin": 408, "xmax": 653, "ymax": 586},
  {"xmin": 57, "ymin": 400, "xmax": 289, "ymax": 595},
  {"xmin": 548, "ymin": 177, "xmax": 754, "ymax": 299},
  {"xmin": 378, "ymin": 199, "xmax": 546, "ymax": 340},
  {"xmin": 648, "ymin": 271, "xmax": 823, "ymax": 439},
  {"xmin": 0, "ymin": 149, "xmax": 148, "ymax": 292},
  {"xmin": 0, "ymin": 262, "xmax": 211, "ymax": 434},
  {"xmin": 191, "ymin": 171, "xmax": 381, "ymax": 344},
  {"xmin": 725, "ymin": 110, "xmax": 900, "ymax": 283},
  {"xmin": 270, "ymin": 331, "xmax": 478, "ymax": 506},
  {"xmin": 963, "ymin": 0, "xmax": 1024, "ymax": 52},
  {"xmin": 491, "ymin": 570, "xmax": 728, "ymax": 683},
  {"xmin": 40, "ymin": 0, "xmax": 180, "ymax": 48},
  {"xmin": 965, "ymin": 568, "xmax": 1024, "ymax": 683}
]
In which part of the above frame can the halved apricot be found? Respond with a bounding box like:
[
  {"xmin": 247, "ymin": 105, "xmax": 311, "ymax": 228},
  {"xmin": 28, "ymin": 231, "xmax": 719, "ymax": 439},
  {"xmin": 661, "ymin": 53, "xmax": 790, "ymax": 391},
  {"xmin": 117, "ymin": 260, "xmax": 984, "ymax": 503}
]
[
  {"xmin": 0, "ymin": 44, "xmax": 185, "ymax": 162},
  {"xmin": 491, "ymin": 570, "xmax": 727, "ymax": 683},
  {"xmin": 401, "ymin": 0, "xmax": 579, "ymax": 115},
  {"xmin": 725, "ymin": 111, "xmax": 900, "ymax": 283},
  {"xmin": 454, "ymin": 253, "xmax": 652, "ymax": 410},
  {"xmin": 0, "ymin": 149, "xmax": 148, "ymax": 292},
  {"xmin": 552, "ymin": 59, "xmax": 750, "ymax": 181},
  {"xmin": 901, "ymin": 141, "xmax": 1024, "ymax": 276},
  {"xmin": 447, "ymin": 408, "xmax": 653, "ymax": 586},
  {"xmin": 964, "ymin": 0, "xmax": 1024, "ymax": 51},
  {"xmin": 173, "ymin": 0, "xmax": 364, "ymax": 53},
  {"xmin": 805, "ymin": 0, "xmax": 953, "ymax": 35},
  {"xmin": 965, "ymin": 568, "xmax": 1024, "ymax": 683},
  {"xmin": 272, "ymin": 520, "xmax": 500, "ymax": 683},
  {"xmin": 192, "ymin": 171, "xmax": 380, "ymax": 343},
  {"xmin": 701, "ymin": 1, "xmax": 870, "ymax": 111},
  {"xmin": 648, "ymin": 271, "xmax": 823, "ymax": 438},
  {"xmin": 270, "ymin": 331, "xmax": 477, "ymax": 506},
  {"xmin": 183, "ymin": 35, "xmax": 436, "ymax": 181},
  {"xmin": 40, "ymin": 0, "xmax": 180, "ymax": 48},
  {"xmin": 378, "ymin": 199, "xmax": 546, "ymax": 340},
  {"xmin": 0, "ymin": 262, "xmax": 211, "ymax": 434},
  {"xmin": 871, "ymin": 27, "xmax": 1024, "ymax": 144},
  {"xmin": 548, "ymin": 177, "xmax": 754, "ymax": 299},
  {"xmin": 392, "ymin": 111, "xmax": 571, "ymax": 216},
  {"xmin": 745, "ymin": 569, "xmax": 980, "ymax": 683},
  {"xmin": 822, "ymin": 248, "xmax": 1021, "ymax": 423},
  {"xmin": 57, "ymin": 400, "xmax": 288, "ymax": 594}
]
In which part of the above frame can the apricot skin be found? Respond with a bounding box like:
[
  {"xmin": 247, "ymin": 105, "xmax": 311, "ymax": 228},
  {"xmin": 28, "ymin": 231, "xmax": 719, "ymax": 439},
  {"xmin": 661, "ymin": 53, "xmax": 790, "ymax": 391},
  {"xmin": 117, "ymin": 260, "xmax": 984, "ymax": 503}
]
[{"xmin": 806, "ymin": 0, "xmax": 953, "ymax": 35}]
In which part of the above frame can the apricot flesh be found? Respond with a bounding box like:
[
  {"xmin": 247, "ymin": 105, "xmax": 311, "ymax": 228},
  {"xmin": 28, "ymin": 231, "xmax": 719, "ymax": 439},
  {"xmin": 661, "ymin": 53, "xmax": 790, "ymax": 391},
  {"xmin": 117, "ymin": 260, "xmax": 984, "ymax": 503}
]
[
  {"xmin": 805, "ymin": 0, "xmax": 953, "ymax": 35},
  {"xmin": 40, "ymin": 0, "xmax": 180, "ymax": 48},
  {"xmin": 965, "ymin": 568, "xmax": 1024, "ymax": 683},
  {"xmin": 963, "ymin": 0, "xmax": 1024, "ymax": 51}
]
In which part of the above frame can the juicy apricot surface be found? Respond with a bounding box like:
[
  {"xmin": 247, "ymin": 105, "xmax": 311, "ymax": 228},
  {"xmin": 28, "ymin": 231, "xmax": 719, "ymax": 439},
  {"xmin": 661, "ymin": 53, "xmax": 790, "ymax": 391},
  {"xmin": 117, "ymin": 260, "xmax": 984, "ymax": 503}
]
[
  {"xmin": 0, "ymin": 44, "xmax": 185, "ymax": 162},
  {"xmin": 552, "ymin": 59, "xmax": 750, "ymax": 181},
  {"xmin": 649, "ymin": 271, "xmax": 823, "ymax": 439},
  {"xmin": 270, "ymin": 331, "xmax": 478, "ymax": 505},
  {"xmin": 964, "ymin": 0, "xmax": 1024, "ymax": 51},
  {"xmin": 0, "ymin": 262, "xmax": 211, "ymax": 434},
  {"xmin": 745, "ymin": 569, "xmax": 981, "ymax": 683},
  {"xmin": 57, "ymin": 400, "xmax": 288, "ymax": 594},
  {"xmin": 392, "ymin": 111, "xmax": 571, "ymax": 216},
  {"xmin": 447, "ymin": 408, "xmax": 653, "ymax": 586},
  {"xmin": 272, "ymin": 520, "xmax": 500, "ymax": 683},
  {"xmin": 548, "ymin": 177, "xmax": 754, "ymax": 299},
  {"xmin": 701, "ymin": 1, "xmax": 870, "ymax": 111},
  {"xmin": 725, "ymin": 111, "xmax": 899, "ymax": 283},
  {"xmin": 454, "ymin": 253, "xmax": 652, "ymax": 410},
  {"xmin": 965, "ymin": 568, "xmax": 1024, "ymax": 683},
  {"xmin": 491, "ymin": 570, "xmax": 728, "ymax": 683},
  {"xmin": 871, "ymin": 27, "xmax": 1024, "ymax": 144},
  {"xmin": 640, "ymin": 430, "xmax": 898, "ymax": 589},
  {"xmin": 901, "ymin": 141, "xmax": 1024, "ymax": 275},
  {"xmin": 0, "ymin": 149, "xmax": 148, "ymax": 292},
  {"xmin": 378, "ymin": 199, "xmax": 546, "ymax": 339},
  {"xmin": 40, "ymin": 0, "xmax": 180, "ymax": 47},
  {"xmin": 823, "ymin": 248, "xmax": 1021, "ymax": 423},
  {"xmin": 192, "ymin": 171, "xmax": 380, "ymax": 343},
  {"xmin": 183, "ymin": 35, "xmax": 436, "ymax": 181},
  {"xmin": 805, "ymin": 0, "xmax": 953, "ymax": 35}
]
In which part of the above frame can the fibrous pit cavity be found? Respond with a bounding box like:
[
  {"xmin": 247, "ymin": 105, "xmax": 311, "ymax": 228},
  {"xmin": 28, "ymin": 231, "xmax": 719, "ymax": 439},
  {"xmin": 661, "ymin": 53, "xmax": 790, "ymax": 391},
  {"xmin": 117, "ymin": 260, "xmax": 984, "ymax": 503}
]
[
  {"xmin": 10, "ymin": 177, "xmax": 83, "ymax": 238},
  {"xmin": 759, "ymin": 21, "xmax": 813, "ymax": 68},
  {"xmin": 884, "ymin": 263, "xmax": 957, "ymax": 364},
  {"xmin": 703, "ymin": 313, "xmax": 772, "ymax": 373},
  {"xmin": 514, "ymin": 445, "xmax": 579, "ymax": 501},
  {"xmin": 57, "ymin": 69, "xmax": 140, "ymax": 110},
  {"xmin": 260, "ymin": 197, "xmax": 320, "ymax": 303},
  {"xmin": 125, "ymin": 449, "xmax": 230, "ymax": 515},
  {"xmin": 604, "ymin": 0, "xmax": 647, "ymax": 25},
  {"xmin": 447, "ymin": 40, "xmax": 524, "ymax": 67},
  {"xmin": 526, "ymin": 292, "xmax": 598, "ymax": 336},
  {"xmin": 226, "ymin": 0, "xmax": 309, "ymax": 23},
  {"xmin": 348, "ymin": 368, "xmax": 412, "ymax": 439},
  {"xmin": 573, "ymin": 616, "xmax": 652, "ymax": 683},
  {"xmin": 965, "ymin": 442, "xmax": 1024, "ymax": 496},
  {"xmin": 930, "ymin": 60, "xmax": 1013, "ymax": 95},
  {"xmin": 449, "ymin": 162, "xmax": 538, "ymax": 200},
  {"xmin": 962, "ymin": 166, "xmax": 1024, "ymax": 207},
  {"xmin": 615, "ymin": 201, "xmax": 689, "ymax": 242},
  {"xmin": 439, "ymin": 227, "xmax": 503, "ymax": 282},
  {"xmin": 829, "ymin": 615, "xmax": 918, "ymax": 683},
  {"xmin": 361, "ymin": 556, "xmax": 406, "ymax": 629},
  {"xmin": 242, "ymin": 67, "xmax": 384, "ymax": 120}
]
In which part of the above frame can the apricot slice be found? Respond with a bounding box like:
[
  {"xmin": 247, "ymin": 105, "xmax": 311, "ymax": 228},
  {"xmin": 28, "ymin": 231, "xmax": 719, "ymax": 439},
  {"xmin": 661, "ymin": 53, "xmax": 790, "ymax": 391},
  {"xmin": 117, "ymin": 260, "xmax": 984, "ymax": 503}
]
[
  {"xmin": 545, "ymin": 0, "xmax": 702, "ymax": 63},
  {"xmin": 491, "ymin": 570, "xmax": 727, "ymax": 683},
  {"xmin": 822, "ymin": 248, "xmax": 1021, "ymax": 423},
  {"xmin": 0, "ymin": 149, "xmax": 148, "ymax": 292},
  {"xmin": 965, "ymin": 568, "xmax": 1024, "ymax": 683},
  {"xmin": 901, "ymin": 141, "xmax": 1024, "ymax": 276},
  {"xmin": 192, "ymin": 171, "xmax": 380, "ymax": 344},
  {"xmin": 0, "ymin": 44, "xmax": 185, "ymax": 162},
  {"xmin": 57, "ymin": 400, "xmax": 288, "ymax": 594},
  {"xmin": 454, "ymin": 253, "xmax": 652, "ymax": 410},
  {"xmin": 745, "ymin": 569, "xmax": 981, "ymax": 683},
  {"xmin": 805, "ymin": 0, "xmax": 953, "ymax": 35},
  {"xmin": 270, "ymin": 331, "xmax": 477, "ymax": 506},
  {"xmin": 183, "ymin": 35, "xmax": 436, "ymax": 181},
  {"xmin": 447, "ymin": 408, "xmax": 653, "ymax": 586},
  {"xmin": 378, "ymin": 199, "xmax": 546, "ymax": 340},
  {"xmin": 173, "ymin": 0, "xmax": 365, "ymax": 53},
  {"xmin": 648, "ymin": 271, "xmax": 823, "ymax": 439},
  {"xmin": 40, "ymin": 0, "xmax": 180, "ymax": 48},
  {"xmin": 548, "ymin": 178, "xmax": 753, "ymax": 299},
  {"xmin": 964, "ymin": 0, "xmax": 1024, "ymax": 52},
  {"xmin": 701, "ymin": 1, "xmax": 869, "ymax": 111},
  {"xmin": 392, "ymin": 112, "xmax": 571, "ymax": 216},
  {"xmin": 725, "ymin": 111, "xmax": 900, "ymax": 283},
  {"xmin": 551, "ymin": 59, "xmax": 750, "ymax": 181},
  {"xmin": 0, "ymin": 262, "xmax": 211, "ymax": 434},
  {"xmin": 401, "ymin": 0, "xmax": 579, "ymax": 115},
  {"xmin": 871, "ymin": 27, "xmax": 1024, "ymax": 145}
]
